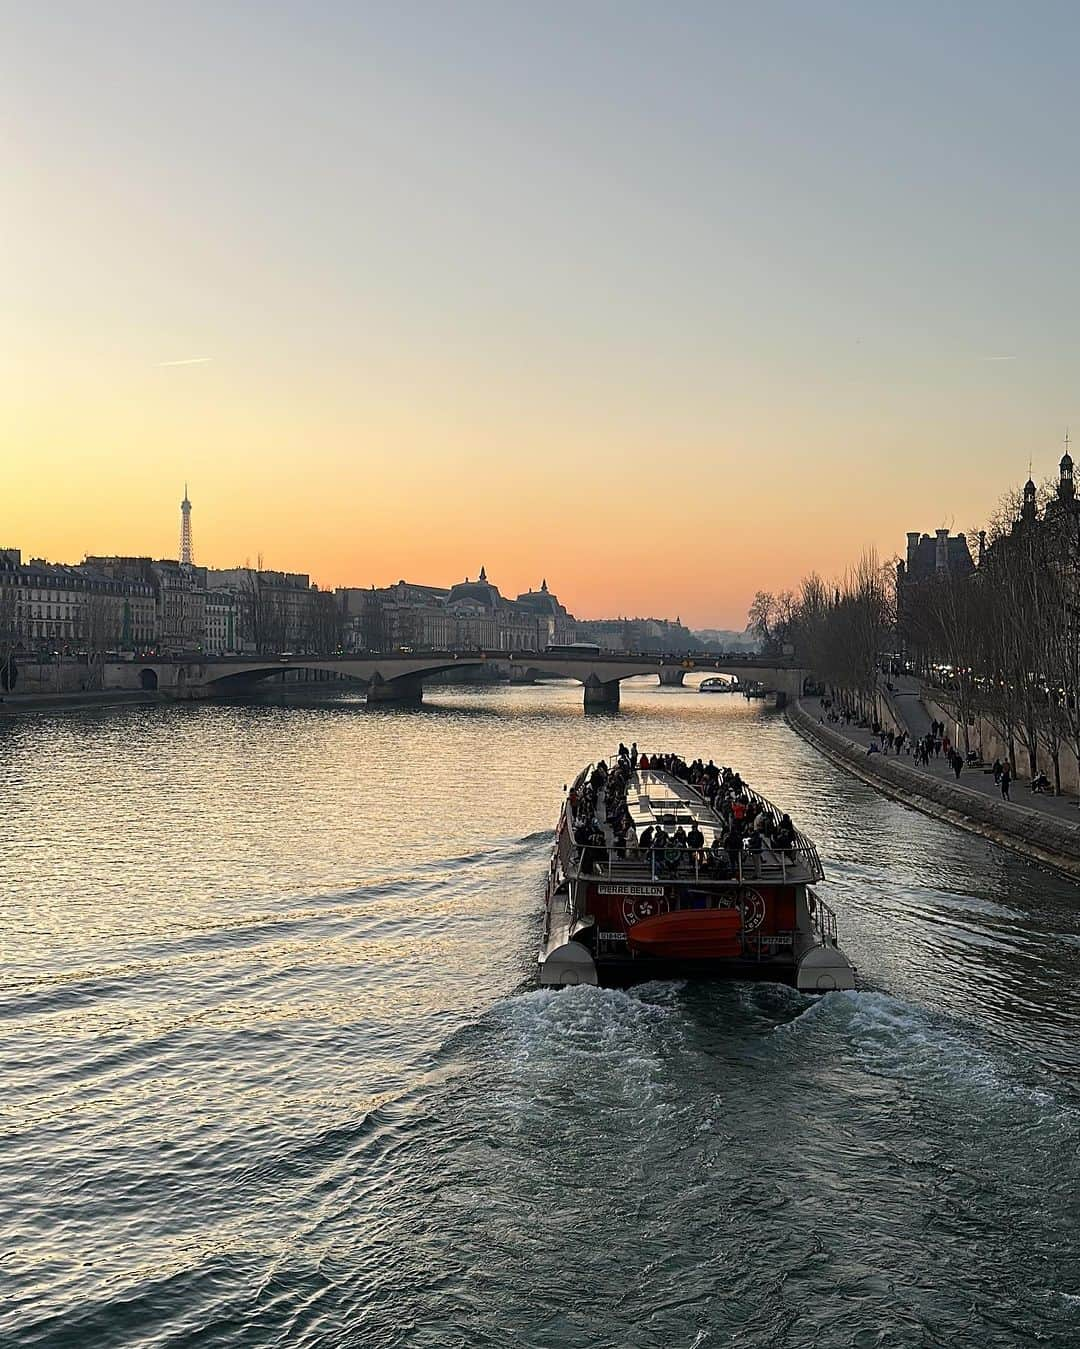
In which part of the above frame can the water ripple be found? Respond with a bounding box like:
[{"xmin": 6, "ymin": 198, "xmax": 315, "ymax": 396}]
[{"xmin": 2, "ymin": 686, "xmax": 1079, "ymax": 1347}]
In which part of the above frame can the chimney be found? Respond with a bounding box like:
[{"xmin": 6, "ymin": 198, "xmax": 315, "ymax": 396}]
[
  {"xmin": 906, "ymin": 532, "xmax": 920, "ymax": 570},
  {"xmin": 978, "ymin": 530, "xmax": 986, "ymax": 567},
  {"xmin": 935, "ymin": 528, "xmax": 949, "ymax": 574}
]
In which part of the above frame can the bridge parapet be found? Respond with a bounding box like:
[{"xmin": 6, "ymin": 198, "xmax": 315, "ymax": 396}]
[{"xmin": 101, "ymin": 651, "xmax": 809, "ymax": 709}]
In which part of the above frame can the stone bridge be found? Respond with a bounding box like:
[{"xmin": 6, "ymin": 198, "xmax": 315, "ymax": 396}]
[{"xmin": 102, "ymin": 651, "xmax": 809, "ymax": 709}]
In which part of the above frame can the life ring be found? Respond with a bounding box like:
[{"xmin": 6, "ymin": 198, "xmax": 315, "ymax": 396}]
[
  {"xmin": 736, "ymin": 888, "xmax": 766, "ymax": 932},
  {"xmin": 622, "ymin": 894, "xmax": 669, "ymax": 926}
]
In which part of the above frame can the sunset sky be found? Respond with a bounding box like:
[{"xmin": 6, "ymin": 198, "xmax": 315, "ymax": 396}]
[{"xmin": 7, "ymin": 3, "xmax": 1080, "ymax": 627}]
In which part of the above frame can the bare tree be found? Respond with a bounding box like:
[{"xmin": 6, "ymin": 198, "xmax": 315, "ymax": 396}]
[
  {"xmin": 0, "ymin": 584, "xmax": 18, "ymax": 691},
  {"xmin": 83, "ymin": 593, "xmax": 121, "ymax": 690}
]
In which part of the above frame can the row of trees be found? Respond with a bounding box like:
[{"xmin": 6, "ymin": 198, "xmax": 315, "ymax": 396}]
[
  {"xmin": 901, "ymin": 486, "xmax": 1080, "ymax": 791},
  {"xmin": 748, "ymin": 551, "xmax": 896, "ymax": 721},
  {"xmin": 750, "ymin": 479, "xmax": 1080, "ymax": 792},
  {"xmin": 234, "ymin": 571, "xmax": 343, "ymax": 655}
]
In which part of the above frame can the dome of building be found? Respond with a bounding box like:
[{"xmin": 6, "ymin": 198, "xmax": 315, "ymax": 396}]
[
  {"xmin": 515, "ymin": 579, "xmax": 562, "ymax": 616},
  {"xmin": 447, "ymin": 566, "xmax": 502, "ymax": 610}
]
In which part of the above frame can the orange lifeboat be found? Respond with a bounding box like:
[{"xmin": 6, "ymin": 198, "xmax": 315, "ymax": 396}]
[{"xmin": 626, "ymin": 907, "xmax": 743, "ymax": 960}]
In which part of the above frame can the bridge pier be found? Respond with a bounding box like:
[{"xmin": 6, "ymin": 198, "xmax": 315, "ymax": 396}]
[
  {"xmin": 658, "ymin": 667, "xmax": 686, "ymax": 687},
  {"xmin": 366, "ymin": 673, "xmax": 424, "ymax": 706},
  {"xmin": 583, "ymin": 677, "xmax": 620, "ymax": 711}
]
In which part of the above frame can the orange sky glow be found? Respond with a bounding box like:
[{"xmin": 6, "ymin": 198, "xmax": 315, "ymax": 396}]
[{"xmin": 6, "ymin": 7, "xmax": 1079, "ymax": 628}]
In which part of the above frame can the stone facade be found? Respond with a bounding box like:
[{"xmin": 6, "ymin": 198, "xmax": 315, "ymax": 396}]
[
  {"xmin": 86, "ymin": 556, "xmax": 208, "ymax": 654},
  {"xmin": 0, "ymin": 549, "xmax": 156, "ymax": 653},
  {"xmin": 337, "ymin": 570, "xmax": 577, "ymax": 652},
  {"xmin": 205, "ymin": 590, "xmax": 240, "ymax": 655},
  {"xmin": 205, "ymin": 568, "xmax": 315, "ymax": 653}
]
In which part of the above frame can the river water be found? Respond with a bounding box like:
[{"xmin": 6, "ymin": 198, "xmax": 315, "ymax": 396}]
[{"xmin": 2, "ymin": 682, "xmax": 1079, "ymax": 1348}]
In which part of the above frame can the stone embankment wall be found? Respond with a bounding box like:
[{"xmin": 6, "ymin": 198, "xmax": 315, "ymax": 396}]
[
  {"xmin": 7, "ymin": 661, "xmax": 102, "ymax": 695},
  {"xmin": 787, "ymin": 698, "xmax": 1080, "ymax": 881}
]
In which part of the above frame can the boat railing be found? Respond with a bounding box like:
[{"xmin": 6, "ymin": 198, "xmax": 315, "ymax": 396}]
[
  {"xmin": 808, "ymin": 892, "xmax": 838, "ymax": 945},
  {"xmin": 566, "ymin": 840, "xmax": 822, "ymax": 885}
]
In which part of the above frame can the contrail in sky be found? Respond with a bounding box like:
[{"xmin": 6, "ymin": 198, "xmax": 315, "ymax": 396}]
[
  {"xmin": 981, "ymin": 354, "xmax": 1017, "ymax": 361},
  {"xmin": 157, "ymin": 356, "xmax": 212, "ymax": 366}
]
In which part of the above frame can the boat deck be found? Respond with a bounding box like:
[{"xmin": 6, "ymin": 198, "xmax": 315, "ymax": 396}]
[{"xmin": 568, "ymin": 765, "xmax": 823, "ymax": 886}]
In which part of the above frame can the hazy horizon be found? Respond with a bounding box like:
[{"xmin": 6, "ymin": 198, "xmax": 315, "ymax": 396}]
[{"xmin": 8, "ymin": 2, "xmax": 1080, "ymax": 626}]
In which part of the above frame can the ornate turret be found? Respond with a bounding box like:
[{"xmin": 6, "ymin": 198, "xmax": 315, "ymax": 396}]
[
  {"xmin": 1022, "ymin": 474, "xmax": 1038, "ymax": 523},
  {"xmin": 1059, "ymin": 435, "xmax": 1074, "ymax": 501}
]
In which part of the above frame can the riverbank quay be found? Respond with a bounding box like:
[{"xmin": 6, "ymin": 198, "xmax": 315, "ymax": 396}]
[
  {"xmin": 787, "ymin": 696, "xmax": 1080, "ymax": 881},
  {"xmin": 0, "ymin": 689, "xmax": 169, "ymax": 715}
]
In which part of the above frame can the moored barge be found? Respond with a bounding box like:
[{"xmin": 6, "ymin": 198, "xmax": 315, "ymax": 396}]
[{"xmin": 539, "ymin": 753, "xmax": 856, "ymax": 991}]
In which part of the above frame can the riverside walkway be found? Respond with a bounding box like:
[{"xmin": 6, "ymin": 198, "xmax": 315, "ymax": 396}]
[
  {"xmin": 803, "ymin": 694, "xmax": 1080, "ymax": 825},
  {"xmin": 793, "ymin": 694, "xmax": 1080, "ymax": 879}
]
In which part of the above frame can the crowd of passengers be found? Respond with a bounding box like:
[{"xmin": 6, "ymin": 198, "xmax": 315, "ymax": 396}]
[{"xmin": 568, "ymin": 743, "xmax": 799, "ymax": 877}]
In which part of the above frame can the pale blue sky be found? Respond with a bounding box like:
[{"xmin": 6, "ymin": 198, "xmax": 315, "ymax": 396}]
[{"xmin": 6, "ymin": 2, "xmax": 1080, "ymax": 623}]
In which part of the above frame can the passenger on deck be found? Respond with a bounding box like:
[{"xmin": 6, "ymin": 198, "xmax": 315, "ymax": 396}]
[
  {"xmin": 747, "ymin": 827, "xmax": 766, "ymax": 874},
  {"xmin": 651, "ymin": 825, "xmax": 669, "ymax": 875},
  {"xmin": 639, "ymin": 824, "xmax": 655, "ymax": 854},
  {"xmin": 686, "ymin": 821, "xmax": 705, "ymax": 866},
  {"xmin": 622, "ymin": 820, "xmax": 638, "ymax": 858},
  {"xmin": 725, "ymin": 820, "xmax": 745, "ymax": 873},
  {"xmin": 574, "ymin": 820, "xmax": 596, "ymax": 873},
  {"xmin": 630, "ymin": 742, "xmax": 638, "ymax": 769},
  {"xmin": 772, "ymin": 814, "xmax": 795, "ymax": 851},
  {"xmin": 639, "ymin": 753, "xmax": 650, "ymax": 773},
  {"xmin": 708, "ymin": 837, "xmax": 733, "ymax": 878}
]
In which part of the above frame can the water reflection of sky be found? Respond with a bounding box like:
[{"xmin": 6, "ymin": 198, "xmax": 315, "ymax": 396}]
[{"xmin": 2, "ymin": 684, "xmax": 1079, "ymax": 1346}]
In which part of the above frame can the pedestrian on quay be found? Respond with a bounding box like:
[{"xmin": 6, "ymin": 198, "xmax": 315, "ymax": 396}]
[
  {"xmin": 1000, "ymin": 767, "xmax": 1011, "ymax": 801},
  {"xmin": 952, "ymin": 750, "xmax": 963, "ymax": 780}
]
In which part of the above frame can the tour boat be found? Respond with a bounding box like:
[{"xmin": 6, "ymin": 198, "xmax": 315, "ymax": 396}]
[
  {"xmin": 538, "ymin": 758, "xmax": 857, "ymax": 991},
  {"xmin": 699, "ymin": 677, "xmax": 735, "ymax": 693}
]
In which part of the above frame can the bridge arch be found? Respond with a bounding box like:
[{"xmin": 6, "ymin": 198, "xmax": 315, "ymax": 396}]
[{"xmin": 197, "ymin": 655, "xmax": 490, "ymax": 704}]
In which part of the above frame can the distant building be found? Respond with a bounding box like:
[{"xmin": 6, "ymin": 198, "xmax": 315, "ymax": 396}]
[
  {"xmin": 895, "ymin": 529, "xmax": 975, "ymax": 637},
  {"xmin": 206, "ymin": 568, "xmax": 314, "ymax": 652},
  {"xmin": 900, "ymin": 529, "xmax": 976, "ymax": 585},
  {"xmin": 513, "ymin": 580, "xmax": 577, "ymax": 648},
  {"xmin": 575, "ymin": 615, "xmax": 703, "ymax": 654},
  {"xmin": 0, "ymin": 549, "xmax": 156, "ymax": 652},
  {"xmin": 337, "ymin": 569, "xmax": 577, "ymax": 652},
  {"xmin": 87, "ymin": 556, "xmax": 208, "ymax": 653},
  {"xmin": 205, "ymin": 589, "xmax": 240, "ymax": 655}
]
